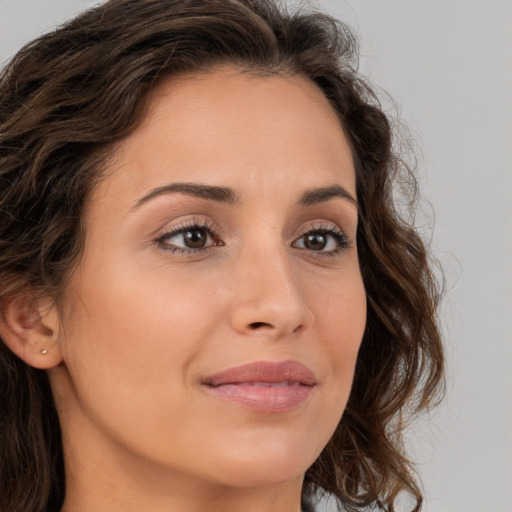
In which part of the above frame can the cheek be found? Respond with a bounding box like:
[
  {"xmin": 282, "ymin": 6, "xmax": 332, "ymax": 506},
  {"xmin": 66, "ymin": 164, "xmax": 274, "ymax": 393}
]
[
  {"xmin": 59, "ymin": 265, "xmax": 221, "ymax": 416},
  {"xmin": 312, "ymin": 260, "xmax": 366, "ymax": 339},
  {"xmin": 56, "ymin": 274, "xmax": 223, "ymax": 462},
  {"xmin": 312, "ymin": 268, "xmax": 366, "ymax": 398},
  {"xmin": 326, "ymin": 287, "xmax": 366, "ymax": 360}
]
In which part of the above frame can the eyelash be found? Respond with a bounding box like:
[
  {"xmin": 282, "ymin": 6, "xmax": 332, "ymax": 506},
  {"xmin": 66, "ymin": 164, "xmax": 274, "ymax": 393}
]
[
  {"xmin": 155, "ymin": 220, "xmax": 350, "ymax": 257},
  {"xmin": 293, "ymin": 223, "xmax": 350, "ymax": 257},
  {"xmin": 155, "ymin": 219, "xmax": 222, "ymax": 254}
]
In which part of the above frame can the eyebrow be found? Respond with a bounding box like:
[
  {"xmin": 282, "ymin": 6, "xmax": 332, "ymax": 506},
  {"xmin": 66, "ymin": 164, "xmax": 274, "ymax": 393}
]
[
  {"xmin": 298, "ymin": 185, "xmax": 358, "ymax": 209},
  {"xmin": 134, "ymin": 182, "xmax": 238, "ymax": 208},
  {"xmin": 134, "ymin": 182, "xmax": 358, "ymax": 210}
]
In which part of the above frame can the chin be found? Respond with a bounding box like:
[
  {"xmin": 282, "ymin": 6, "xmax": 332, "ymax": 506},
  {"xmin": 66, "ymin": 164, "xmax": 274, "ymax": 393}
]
[
  {"xmin": 212, "ymin": 462, "xmax": 306, "ymax": 489},
  {"xmin": 200, "ymin": 439, "xmax": 319, "ymax": 488}
]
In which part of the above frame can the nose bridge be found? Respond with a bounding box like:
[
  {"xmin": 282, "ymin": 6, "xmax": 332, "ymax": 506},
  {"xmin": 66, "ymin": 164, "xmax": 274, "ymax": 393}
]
[
  {"xmin": 247, "ymin": 245, "xmax": 297, "ymax": 302},
  {"xmin": 229, "ymin": 237, "xmax": 312, "ymax": 337}
]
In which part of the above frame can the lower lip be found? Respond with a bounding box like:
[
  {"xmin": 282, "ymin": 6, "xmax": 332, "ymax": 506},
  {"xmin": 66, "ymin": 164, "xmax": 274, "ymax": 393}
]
[{"xmin": 203, "ymin": 383, "xmax": 314, "ymax": 412}]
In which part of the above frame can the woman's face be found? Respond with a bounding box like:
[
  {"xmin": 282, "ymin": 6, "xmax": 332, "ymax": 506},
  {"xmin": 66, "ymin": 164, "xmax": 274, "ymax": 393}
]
[{"xmin": 50, "ymin": 68, "xmax": 366, "ymax": 491}]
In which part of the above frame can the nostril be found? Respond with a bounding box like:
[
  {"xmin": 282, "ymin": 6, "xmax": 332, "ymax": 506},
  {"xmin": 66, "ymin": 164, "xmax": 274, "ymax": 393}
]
[{"xmin": 249, "ymin": 322, "xmax": 271, "ymax": 329}]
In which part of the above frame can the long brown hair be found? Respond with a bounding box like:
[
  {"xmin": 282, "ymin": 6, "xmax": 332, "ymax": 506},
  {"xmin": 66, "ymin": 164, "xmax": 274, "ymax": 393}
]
[{"xmin": 0, "ymin": 1, "xmax": 444, "ymax": 511}]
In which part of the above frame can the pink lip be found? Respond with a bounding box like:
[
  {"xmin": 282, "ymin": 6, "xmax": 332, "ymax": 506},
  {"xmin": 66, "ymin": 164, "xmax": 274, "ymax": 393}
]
[{"xmin": 202, "ymin": 360, "xmax": 316, "ymax": 412}]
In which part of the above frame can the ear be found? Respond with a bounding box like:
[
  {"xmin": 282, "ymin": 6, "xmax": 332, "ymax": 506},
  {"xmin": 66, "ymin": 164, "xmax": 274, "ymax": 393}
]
[{"xmin": 0, "ymin": 293, "xmax": 63, "ymax": 369}]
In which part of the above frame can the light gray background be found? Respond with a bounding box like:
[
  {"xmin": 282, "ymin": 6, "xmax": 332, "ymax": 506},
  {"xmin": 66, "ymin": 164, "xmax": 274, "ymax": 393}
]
[{"xmin": 1, "ymin": 1, "xmax": 511, "ymax": 511}]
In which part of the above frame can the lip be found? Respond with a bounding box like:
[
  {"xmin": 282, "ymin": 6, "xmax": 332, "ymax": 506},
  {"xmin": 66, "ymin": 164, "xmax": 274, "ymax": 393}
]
[{"xmin": 202, "ymin": 360, "xmax": 316, "ymax": 412}]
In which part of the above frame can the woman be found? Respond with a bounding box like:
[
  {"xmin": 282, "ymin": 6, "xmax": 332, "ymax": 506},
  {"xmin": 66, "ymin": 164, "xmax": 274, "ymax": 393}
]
[{"xmin": 0, "ymin": 1, "xmax": 444, "ymax": 511}]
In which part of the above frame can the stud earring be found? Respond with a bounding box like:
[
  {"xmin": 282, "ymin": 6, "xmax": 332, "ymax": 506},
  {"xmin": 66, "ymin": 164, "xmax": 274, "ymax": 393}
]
[{"xmin": 40, "ymin": 349, "xmax": 48, "ymax": 355}]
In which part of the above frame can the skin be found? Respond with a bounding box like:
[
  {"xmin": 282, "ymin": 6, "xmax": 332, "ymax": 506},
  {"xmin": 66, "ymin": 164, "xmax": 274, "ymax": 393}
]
[{"xmin": 15, "ymin": 68, "xmax": 367, "ymax": 512}]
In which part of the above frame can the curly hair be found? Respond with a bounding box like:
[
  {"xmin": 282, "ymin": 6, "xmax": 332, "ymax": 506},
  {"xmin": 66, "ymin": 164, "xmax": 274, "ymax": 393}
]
[{"xmin": 0, "ymin": 0, "xmax": 444, "ymax": 511}]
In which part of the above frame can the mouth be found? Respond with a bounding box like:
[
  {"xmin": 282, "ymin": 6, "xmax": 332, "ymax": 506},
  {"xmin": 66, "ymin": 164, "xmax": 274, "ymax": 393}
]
[{"xmin": 202, "ymin": 360, "xmax": 316, "ymax": 412}]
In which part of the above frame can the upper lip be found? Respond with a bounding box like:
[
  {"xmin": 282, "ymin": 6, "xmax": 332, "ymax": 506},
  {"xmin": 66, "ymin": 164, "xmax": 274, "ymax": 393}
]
[{"xmin": 202, "ymin": 360, "xmax": 316, "ymax": 387}]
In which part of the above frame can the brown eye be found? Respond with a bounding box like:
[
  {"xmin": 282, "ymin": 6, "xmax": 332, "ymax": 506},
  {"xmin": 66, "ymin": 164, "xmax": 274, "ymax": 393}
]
[
  {"xmin": 303, "ymin": 233, "xmax": 328, "ymax": 251},
  {"xmin": 183, "ymin": 228, "xmax": 208, "ymax": 248},
  {"xmin": 292, "ymin": 227, "xmax": 349, "ymax": 255},
  {"xmin": 157, "ymin": 224, "xmax": 219, "ymax": 252}
]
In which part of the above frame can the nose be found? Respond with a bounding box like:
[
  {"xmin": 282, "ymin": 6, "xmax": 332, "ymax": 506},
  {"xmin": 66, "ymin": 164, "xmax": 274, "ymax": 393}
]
[{"xmin": 229, "ymin": 247, "xmax": 313, "ymax": 339}]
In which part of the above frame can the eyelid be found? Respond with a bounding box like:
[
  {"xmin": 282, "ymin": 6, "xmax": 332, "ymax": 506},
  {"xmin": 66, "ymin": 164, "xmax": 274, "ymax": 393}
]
[
  {"xmin": 154, "ymin": 217, "xmax": 223, "ymax": 252},
  {"xmin": 292, "ymin": 221, "xmax": 351, "ymax": 254},
  {"xmin": 294, "ymin": 220, "xmax": 348, "ymax": 239}
]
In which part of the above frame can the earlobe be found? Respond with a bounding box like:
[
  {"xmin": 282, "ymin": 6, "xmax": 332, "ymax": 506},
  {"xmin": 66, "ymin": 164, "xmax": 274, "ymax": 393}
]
[{"xmin": 0, "ymin": 294, "xmax": 63, "ymax": 369}]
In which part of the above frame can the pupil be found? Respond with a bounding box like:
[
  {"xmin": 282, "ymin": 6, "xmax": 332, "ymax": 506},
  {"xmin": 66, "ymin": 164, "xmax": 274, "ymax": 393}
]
[
  {"xmin": 305, "ymin": 233, "xmax": 327, "ymax": 250},
  {"xmin": 184, "ymin": 229, "xmax": 207, "ymax": 248}
]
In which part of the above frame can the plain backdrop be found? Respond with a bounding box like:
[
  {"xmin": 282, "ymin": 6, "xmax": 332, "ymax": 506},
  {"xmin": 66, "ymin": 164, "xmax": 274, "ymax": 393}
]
[{"xmin": 1, "ymin": 1, "xmax": 511, "ymax": 511}]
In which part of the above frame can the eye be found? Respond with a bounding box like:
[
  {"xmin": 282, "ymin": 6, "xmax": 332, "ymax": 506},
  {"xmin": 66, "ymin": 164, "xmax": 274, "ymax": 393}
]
[
  {"xmin": 156, "ymin": 222, "xmax": 221, "ymax": 253},
  {"xmin": 293, "ymin": 225, "xmax": 349, "ymax": 255}
]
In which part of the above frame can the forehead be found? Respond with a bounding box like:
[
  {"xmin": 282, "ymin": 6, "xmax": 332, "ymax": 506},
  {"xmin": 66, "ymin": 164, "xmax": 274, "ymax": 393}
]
[{"xmin": 96, "ymin": 67, "xmax": 355, "ymax": 206}]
